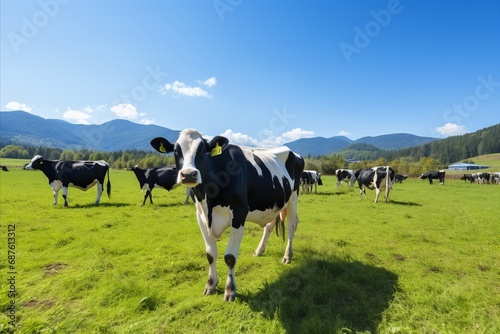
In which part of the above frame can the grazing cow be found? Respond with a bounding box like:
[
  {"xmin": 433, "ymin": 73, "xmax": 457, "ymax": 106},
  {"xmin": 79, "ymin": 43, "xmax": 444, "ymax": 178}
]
[
  {"xmin": 335, "ymin": 169, "xmax": 356, "ymax": 188},
  {"xmin": 419, "ymin": 170, "xmax": 445, "ymax": 185},
  {"xmin": 301, "ymin": 170, "xmax": 322, "ymax": 193},
  {"xmin": 1, "ymin": 165, "xmax": 8, "ymax": 171},
  {"xmin": 130, "ymin": 166, "xmax": 193, "ymax": 205},
  {"xmin": 460, "ymin": 174, "xmax": 475, "ymax": 183},
  {"xmin": 476, "ymin": 172, "xmax": 491, "ymax": 184},
  {"xmin": 355, "ymin": 166, "xmax": 395, "ymax": 203},
  {"xmin": 150, "ymin": 129, "xmax": 304, "ymax": 301},
  {"xmin": 492, "ymin": 172, "xmax": 500, "ymax": 185},
  {"xmin": 25, "ymin": 155, "xmax": 111, "ymax": 206},
  {"xmin": 394, "ymin": 174, "xmax": 408, "ymax": 183}
]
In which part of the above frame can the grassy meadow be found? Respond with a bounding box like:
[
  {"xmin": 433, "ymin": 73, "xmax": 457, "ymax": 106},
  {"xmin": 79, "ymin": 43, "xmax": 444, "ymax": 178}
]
[{"xmin": 0, "ymin": 157, "xmax": 499, "ymax": 333}]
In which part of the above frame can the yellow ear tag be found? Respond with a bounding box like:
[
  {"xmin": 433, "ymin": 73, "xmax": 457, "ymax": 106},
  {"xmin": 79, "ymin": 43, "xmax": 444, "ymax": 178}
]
[
  {"xmin": 159, "ymin": 142, "xmax": 167, "ymax": 153},
  {"xmin": 40, "ymin": 161, "xmax": 43, "ymax": 164},
  {"xmin": 211, "ymin": 143, "xmax": 222, "ymax": 156}
]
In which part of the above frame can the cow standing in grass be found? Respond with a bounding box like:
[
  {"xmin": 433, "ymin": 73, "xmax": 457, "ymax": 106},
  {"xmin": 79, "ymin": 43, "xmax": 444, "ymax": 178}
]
[
  {"xmin": 25, "ymin": 155, "xmax": 111, "ymax": 206},
  {"xmin": 355, "ymin": 166, "xmax": 395, "ymax": 203},
  {"xmin": 151, "ymin": 129, "xmax": 304, "ymax": 301},
  {"xmin": 419, "ymin": 170, "xmax": 445, "ymax": 185}
]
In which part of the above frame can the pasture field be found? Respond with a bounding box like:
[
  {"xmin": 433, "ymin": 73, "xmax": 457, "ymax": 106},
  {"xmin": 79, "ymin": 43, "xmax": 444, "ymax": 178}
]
[{"xmin": 1, "ymin": 160, "xmax": 499, "ymax": 333}]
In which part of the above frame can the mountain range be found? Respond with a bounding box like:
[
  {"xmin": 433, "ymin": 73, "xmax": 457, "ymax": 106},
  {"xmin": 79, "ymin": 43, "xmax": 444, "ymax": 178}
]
[{"xmin": 1, "ymin": 111, "xmax": 438, "ymax": 155}]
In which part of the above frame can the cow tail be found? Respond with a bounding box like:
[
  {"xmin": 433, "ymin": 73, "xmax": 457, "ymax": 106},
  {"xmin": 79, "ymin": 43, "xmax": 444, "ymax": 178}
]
[
  {"xmin": 275, "ymin": 214, "xmax": 285, "ymax": 242},
  {"xmin": 106, "ymin": 167, "xmax": 111, "ymax": 199}
]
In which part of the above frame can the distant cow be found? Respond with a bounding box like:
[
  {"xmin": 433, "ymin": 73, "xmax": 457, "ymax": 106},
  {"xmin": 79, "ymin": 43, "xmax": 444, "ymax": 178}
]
[
  {"xmin": 476, "ymin": 172, "xmax": 491, "ymax": 184},
  {"xmin": 460, "ymin": 174, "xmax": 475, "ymax": 183},
  {"xmin": 131, "ymin": 166, "xmax": 193, "ymax": 205},
  {"xmin": 419, "ymin": 170, "xmax": 445, "ymax": 185},
  {"xmin": 1, "ymin": 165, "xmax": 8, "ymax": 171},
  {"xmin": 355, "ymin": 166, "xmax": 395, "ymax": 203},
  {"xmin": 25, "ymin": 155, "xmax": 111, "ymax": 206},
  {"xmin": 151, "ymin": 129, "xmax": 304, "ymax": 301},
  {"xmin": 335, "ymin": 169, "xmax": 356, "ymax": 188},
  {"xmin": 492, "ymin": 172, "xmax": 500, "ymax": 185},
  {"xmin": 394, "ymin": 174, "xmax": 408, "ymax": 183},
  {"xmin": 301, "ymin": 170, "xmax": 322, "ymax": 193}
]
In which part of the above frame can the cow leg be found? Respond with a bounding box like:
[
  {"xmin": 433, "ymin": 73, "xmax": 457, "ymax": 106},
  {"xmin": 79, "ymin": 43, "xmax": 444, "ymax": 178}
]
[
  {"xmin": 52, "ymin": 189, "xmax": 59, "ymax": 205},
  {"xmin": 374, "ymin": 188, "xmax": 381, "ymax": 203},
  {"xmin": 62, "ymin": 186, "xmax": 69, "ymax": 207},
  {"xmin": 253, "ymin": 219, "xmax": 277, "ymax": 257},
  {"xmin": 224, "ymin": 225, "xmax": 244, "ymax": 301},
  {"xmin": 94, "ymin": 182, "xmax": 103, "ymax": 206},
  {"xmin": 283, "ymin": 194, "xmax": 298, "ymax": 264},
  {"xmin": 196, "ymin": 210, "xmax": 219, "ymax": 296}
]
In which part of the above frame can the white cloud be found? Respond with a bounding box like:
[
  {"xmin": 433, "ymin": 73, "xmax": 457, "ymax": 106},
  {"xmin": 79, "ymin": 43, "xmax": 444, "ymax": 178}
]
[
  {"xmin": 163, "ymin": 80, "xmax": 211, "ymax": 98},
  {"xmin": 140, "ymin": 118, "xmax": 155, "ymax": 125},
  {"xmin": 200, "ymin": 77, "xmax": 217, "ymax": 87},
  {"xmin": 110, "ymin": 103, "xmax": 139, "ymax": 119},
  {"xmin": 5, "ymin": 101, "xmax": 32, "ymax": 112},
  {"xmin": 63, "ymin": 108, "xmax": 92, "ymax": 124},
  {"xmin": 436, "ymin": 123, "xmax": 467, "ymax": 136},
  {"xmin": 337, "ymin": 130, "xmax": 352, "ymax": 136},
  {"xmin": 220, "ymin": 128, "xmax": 315, "ymax": 148}
]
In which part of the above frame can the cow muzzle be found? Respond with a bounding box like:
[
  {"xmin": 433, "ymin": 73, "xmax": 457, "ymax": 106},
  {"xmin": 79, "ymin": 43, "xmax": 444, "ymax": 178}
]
[{"xmin": 179, "ymin": 168, "xmax": 201, "ymax": 186}]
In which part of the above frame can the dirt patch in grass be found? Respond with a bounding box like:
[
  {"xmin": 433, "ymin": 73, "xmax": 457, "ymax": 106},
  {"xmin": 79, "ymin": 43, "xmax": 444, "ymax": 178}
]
[{"xmin": 44, "ymin": 262, "xmax": 69, "ymax": 276}]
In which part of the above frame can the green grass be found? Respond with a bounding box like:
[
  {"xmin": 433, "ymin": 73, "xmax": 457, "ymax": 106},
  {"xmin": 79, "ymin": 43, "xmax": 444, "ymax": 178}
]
[{"xmin": 1, "ymin": 160, "xmax": 499, "ymax": 333}]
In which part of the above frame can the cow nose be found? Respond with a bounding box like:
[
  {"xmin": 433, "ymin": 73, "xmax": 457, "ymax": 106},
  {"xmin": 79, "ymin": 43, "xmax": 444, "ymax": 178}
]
[
  {"xmin": 181, "ymin": 171, "xmax": 197, "ymax": 180},
  {"xmin": 180, "ymin": 169, "xmax": 199, "ymax": 185}
]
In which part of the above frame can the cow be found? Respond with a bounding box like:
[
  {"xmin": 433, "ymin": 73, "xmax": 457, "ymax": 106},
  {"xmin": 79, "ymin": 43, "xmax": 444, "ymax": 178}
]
[
  {"xmin": 301, "ymin": 170, "xmax": 322, "ymax": 194},
  {"xmin": 150, "ymin": 129, "xmax": 304, "ymax": 301},
  {"xmin": 492, "ymin": 172, "xmax": 500, "ymax": 185},
  {"xmin": 1, "ymin": 165, "xmax": 8, "ymax": 171},
  {"xmin": 25, "ymin": 155, "xmax": 111, "ymax": 206},
  {"xmin": 355, "ymin": 166, "xmax": 395, "ymax": 203},
  {"xmin": 335, "ymin": 169, "xmax": 356, "ymax": 188},
  {"xmin": 460, "ymin": 174, "xmax": 475, "ymax": 183},
  {"xmin": 394, "ymin": 174, "xmax": 408, "ymax": 183},
  {"xmin": 476, "ymin": 172, "xmax": 491, "ymax": 184},
  {"xmin": 130, "ymin": 166, "xmax": 193, "ymax": 206},
  {"xmin": 419, "ymin": 170, "xmax": 445, "ymax": 185}
]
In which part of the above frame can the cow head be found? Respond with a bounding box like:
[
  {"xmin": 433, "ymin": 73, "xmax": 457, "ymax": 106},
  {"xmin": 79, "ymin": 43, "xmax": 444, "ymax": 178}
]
[
  {"xmin": 25, "ymin": 155, "xmax": 44, "ymax": 170},
  {"xmin": 151, "ymin": 129, "xmax": 229, "ymax": 187}
]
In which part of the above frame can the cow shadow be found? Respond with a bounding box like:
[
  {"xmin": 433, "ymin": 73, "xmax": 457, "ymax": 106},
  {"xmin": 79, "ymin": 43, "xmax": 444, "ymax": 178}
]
[
  {"xmin": 242, "ymin": 249, "xmax": 398, "ymax": 333},
  {"xmin": 388, "ymin": 200, "xmax": 422, "ymax": 207},
  {"xmin": 67, "ymin": 202, "xmax": 131, "ymax": 208}
]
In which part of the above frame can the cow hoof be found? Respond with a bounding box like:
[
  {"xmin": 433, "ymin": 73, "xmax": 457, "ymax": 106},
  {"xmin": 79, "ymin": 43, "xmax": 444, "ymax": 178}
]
[
  {"xmin": 203, "ymin": 277, "xmax": 218, "ymax": 296},
  {"xmin": 282, "ymin": 256, "xmax": 292, "ymax": 264},
  {"xmin": 224, "ymin": 292, "xmax": 236, "ymax": 302}
]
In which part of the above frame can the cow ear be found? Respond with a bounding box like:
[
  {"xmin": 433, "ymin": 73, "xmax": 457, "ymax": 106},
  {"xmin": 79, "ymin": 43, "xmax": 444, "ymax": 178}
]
[
  {"xmin": 150, "ymin": 137, "xmax": 174, "ymax": 153},
  {"xmin": 208, "ymin": 136, "xmax": 229, "ymax": 157}
]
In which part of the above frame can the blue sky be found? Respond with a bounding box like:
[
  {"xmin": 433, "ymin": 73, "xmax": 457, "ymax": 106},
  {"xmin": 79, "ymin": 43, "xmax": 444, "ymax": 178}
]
[{"xmin": 1, "ymin": 0, "xmax": 499, "ymax": 146}]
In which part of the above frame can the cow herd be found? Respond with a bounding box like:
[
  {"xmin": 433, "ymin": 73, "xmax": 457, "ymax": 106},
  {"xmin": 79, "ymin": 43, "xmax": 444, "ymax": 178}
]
[
  {"xmin": 460, "ymin": 171, "xmax": 500, "ymax": 184},
  {"xmin": 18, "ymin": 128, "xmax": 499, "ymax": 301}
]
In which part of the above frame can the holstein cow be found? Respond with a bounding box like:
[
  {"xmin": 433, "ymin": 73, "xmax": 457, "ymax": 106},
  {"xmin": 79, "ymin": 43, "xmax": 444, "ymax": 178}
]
[
  {"xmin": 476, "ymin": 172, "xmax": 491, "ymax": 184},
  {"xmin": 25, "ymin": 155, "xmax": 111, "ymax": 206},
  {"xmin": 355, "ymin": 166, "xmax": 395, "ymax": 203},
  {"xmin": 394, "ymin": 174, "xmax": 408, "ymax": 183},
  {"xmin": 130, "ymin": 166, "xmax": 193, "ymax": 206},
  {"xmin": 301, "ymin": 170, "xmax": 322, "ymax": 194},
  {"xmin": 419, "ymin": 170, "xmax": 445, "ymax": 185},
  {"xmin": 335, "ymin": 169, "xmax": 356, "ymax": 188},
  {"xmin": 151, "ymin": 129, "xmax": 304, "ymax": 301},
  {"xmin": 492, "ymin": 172, "xmax": 500, "ymax": 185}
]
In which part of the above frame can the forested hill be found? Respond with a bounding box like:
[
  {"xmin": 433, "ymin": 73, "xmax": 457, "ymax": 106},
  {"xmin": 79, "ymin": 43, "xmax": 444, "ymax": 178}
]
[{"xmin": 340, "ymin": 123, "xmax": 500, "ymax": 164}]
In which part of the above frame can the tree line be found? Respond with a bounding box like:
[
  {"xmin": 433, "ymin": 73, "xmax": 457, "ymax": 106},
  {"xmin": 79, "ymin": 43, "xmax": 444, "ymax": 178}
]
[{"xmin": 1, "ymin": 123, "xmax": 498, "ymax": 176}]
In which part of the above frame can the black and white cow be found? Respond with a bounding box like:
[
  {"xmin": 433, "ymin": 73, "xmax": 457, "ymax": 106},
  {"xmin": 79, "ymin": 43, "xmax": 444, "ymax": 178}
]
[
  {"xmin": 301, "ymin": 170, "xmax": 322, "ymax": 194},
  {"xmin": 335, "ymin": 169, "xmax": 356, "ymax": 188},
  {"xmin": 419, "ymin": 170, "xmax": 445, "ymax": 185},
  {"xmin": 476, "ymin": 172, "xmax": 491, "ymax": 184},
  {"xmin": 492, "ymin": 172, "xmax": 500, "ymax": 185},
  {"xmin": 355, "ymin": 166, "xmax": 395, "ymax": 203},
  {"xmin": 151, "ymin": 129, "xmax": 304, "ymax": 301},
  {"xmin": 25, "ymin": 155, "xmax": 111, "ymax": 206},
  {"xmin": 130, "ymin": 166, "xmax": 193, "ymax": 206},
  {"xmin": 394, "ymin": 174, "xmax": 408, "ymax": 183},
  {"xmin": 460, "ymin": 174, "xmax": 475, "ymax": 183}
]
